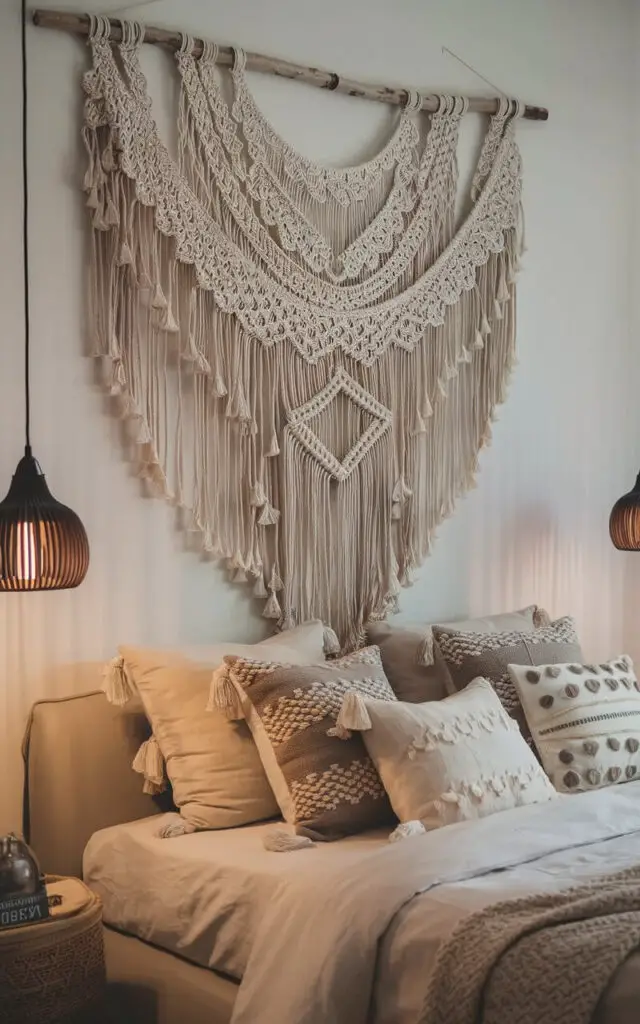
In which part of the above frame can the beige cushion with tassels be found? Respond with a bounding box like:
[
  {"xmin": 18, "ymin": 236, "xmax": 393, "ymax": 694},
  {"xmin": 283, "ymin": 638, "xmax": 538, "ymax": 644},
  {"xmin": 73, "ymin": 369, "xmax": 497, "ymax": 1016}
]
[
  {"xmin": 106, "ymin": 622, "xmax": 330, "ymax": 834},
  {"xmin": 337, "ymin": 678, "xmax": 557, "ymax": 832}
]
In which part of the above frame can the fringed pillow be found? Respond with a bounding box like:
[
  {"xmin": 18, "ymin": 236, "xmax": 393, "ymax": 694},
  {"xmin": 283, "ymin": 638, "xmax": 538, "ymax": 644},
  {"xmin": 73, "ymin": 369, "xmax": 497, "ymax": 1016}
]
[
  {"xmin": 101, "ymin": 621, "xmax": 337, "ymax": 836},
  {"xmin": 216, "ymin": 647, "xmax": 397, "ymax": 840},
  {"xmin": 337, "ymin": 678, "xmax": 557, "ymax": 832}
]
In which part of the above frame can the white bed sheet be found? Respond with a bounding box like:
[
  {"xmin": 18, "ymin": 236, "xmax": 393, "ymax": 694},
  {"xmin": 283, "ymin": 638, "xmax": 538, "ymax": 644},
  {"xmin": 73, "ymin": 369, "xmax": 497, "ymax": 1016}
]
[
  {"xmin": 83, "ymin": 813, "xmax": 389, "ymax": 980},
  {"xmin": 86, "ymin": 787, "xmax": 640, "ymax": 1023}
]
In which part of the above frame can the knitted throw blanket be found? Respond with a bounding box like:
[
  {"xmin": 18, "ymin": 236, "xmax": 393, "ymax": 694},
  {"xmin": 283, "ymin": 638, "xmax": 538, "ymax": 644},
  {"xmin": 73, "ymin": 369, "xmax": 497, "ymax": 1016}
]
[{"xmin": 422, "ymin": 866, "xmax": 640, "ymax": 1024}]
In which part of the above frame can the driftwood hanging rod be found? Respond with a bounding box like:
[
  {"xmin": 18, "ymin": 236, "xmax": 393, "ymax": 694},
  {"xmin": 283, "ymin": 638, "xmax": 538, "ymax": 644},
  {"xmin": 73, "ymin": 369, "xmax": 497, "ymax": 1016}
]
[{"xmin": 32, "ymin": 8, "xmax": 549, "ymax": 122}]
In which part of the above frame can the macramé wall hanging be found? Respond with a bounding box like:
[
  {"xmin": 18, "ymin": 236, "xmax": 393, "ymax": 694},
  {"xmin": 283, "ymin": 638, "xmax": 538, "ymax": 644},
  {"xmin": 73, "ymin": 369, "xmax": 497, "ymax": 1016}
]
[{"xmin": 35, "ymin": 10, "xmax": 548, "ymax": 650}]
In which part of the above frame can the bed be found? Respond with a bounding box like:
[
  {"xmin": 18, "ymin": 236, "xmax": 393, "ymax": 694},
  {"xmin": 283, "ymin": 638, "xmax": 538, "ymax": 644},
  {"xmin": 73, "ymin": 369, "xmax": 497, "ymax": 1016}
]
[{"xmin": 23, "ymin": 687, "xmax": 640, "ymax": 1024}]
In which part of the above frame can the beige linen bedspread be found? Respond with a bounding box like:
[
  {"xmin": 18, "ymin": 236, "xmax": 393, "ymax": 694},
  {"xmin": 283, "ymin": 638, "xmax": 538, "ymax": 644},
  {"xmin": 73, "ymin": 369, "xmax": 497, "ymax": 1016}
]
[{"xmin": 230, "ymin": 785, "xmax": 640, "ymax": 1024}]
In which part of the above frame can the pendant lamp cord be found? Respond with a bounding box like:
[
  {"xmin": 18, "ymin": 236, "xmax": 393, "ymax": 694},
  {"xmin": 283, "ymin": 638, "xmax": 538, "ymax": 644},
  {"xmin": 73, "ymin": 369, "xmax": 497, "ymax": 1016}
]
[{"xmin": 21, "ymin": 0, "xmax": 31, "ymax": 455}]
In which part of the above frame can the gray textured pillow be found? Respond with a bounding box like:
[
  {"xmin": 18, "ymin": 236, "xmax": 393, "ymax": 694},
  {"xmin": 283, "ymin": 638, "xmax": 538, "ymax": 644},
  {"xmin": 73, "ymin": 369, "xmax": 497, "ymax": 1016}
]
[
  {"xmin": 433, "ymin": 616, "xmax": 583, "ymax": 743},
  {"xmin": 367, "ymin": 606, "xmax": 547, "ymax": 704},
  {"xmin": 223, "ymin": 647, "xmax": 396, "ymax": 840}
]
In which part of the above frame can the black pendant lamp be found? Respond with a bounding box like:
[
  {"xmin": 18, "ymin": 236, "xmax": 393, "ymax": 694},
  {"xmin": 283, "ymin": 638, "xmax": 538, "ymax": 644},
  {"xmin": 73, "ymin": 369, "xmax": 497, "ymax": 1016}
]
[
  {"xmin": 610, "ymin": 472, "xmax": 640, "ymax": 552},
  {"xmin": 0, "ymin": 0, "xmax": 89, "ymax": 592}
]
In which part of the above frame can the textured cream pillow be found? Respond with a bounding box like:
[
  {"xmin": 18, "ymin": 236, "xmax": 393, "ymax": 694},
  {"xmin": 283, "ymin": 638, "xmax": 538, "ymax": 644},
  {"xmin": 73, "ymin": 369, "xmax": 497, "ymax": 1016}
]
[
  {"xmin": 508, "ymin": 655, "xmax": 640, "ymax": 794},
  {"xmin": 338, "ymin": 677, "xmax": 557, "ymax": 831},
  {"xmin": 367, "ymin": 606, "xmax": 548, "ymax": 703},
  {"xmin": 104, "ymin": 622, "xmax": 327, "ymax": 833}
]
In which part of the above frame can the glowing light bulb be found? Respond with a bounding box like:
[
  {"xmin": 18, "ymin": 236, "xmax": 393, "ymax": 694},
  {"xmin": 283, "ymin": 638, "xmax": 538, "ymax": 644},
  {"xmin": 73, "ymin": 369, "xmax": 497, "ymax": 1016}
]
[{"xmin": 16, "ymin": 521, "xmax": 37, "ymax": 581}]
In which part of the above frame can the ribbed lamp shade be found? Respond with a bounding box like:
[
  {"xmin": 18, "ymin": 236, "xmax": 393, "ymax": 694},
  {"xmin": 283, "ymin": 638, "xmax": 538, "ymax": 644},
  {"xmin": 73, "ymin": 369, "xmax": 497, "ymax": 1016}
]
[
  {"xmin": 609, "ymin": 473, "xmax": 640, "ymax": 551},
  {"xmin": 0, "ymin": 449, "xmax": 89, "ymax": 591}
]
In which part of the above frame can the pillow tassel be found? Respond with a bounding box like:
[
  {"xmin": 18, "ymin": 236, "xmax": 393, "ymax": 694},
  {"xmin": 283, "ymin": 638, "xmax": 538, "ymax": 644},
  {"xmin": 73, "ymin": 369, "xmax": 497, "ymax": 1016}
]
[
  {"xmin": 337, "ymin": 691, "xmax": 372, "ymax": 733},
  {"xmin": 416, "ymin": 629, "xmax": 435, "ymax": 667},
  {"xmin": 389, "ymin": 820, "xmax": 427, "ymax": 843},
  {"xmin": 102, "ymin": 655, "xmax": 134, "ymax": 706},
  {"xmin": 156, "ymin": 817, "xmax": 197, "ymax": 839},
  {"xmin": 533, "ymin": 606, "xmax": 551, "ymax": 627},
  {"xmin": 323, "ymin": 625, "xmax": 341, "ymax": 656},
  {"xmin": 207, "ymin": 666, "xmax": 244, "ymax": 720},
  {"xmin": 263, "ymin": 829, "xmax": 315, "ymax": 853},
  {"xmin": 132, "ymin": 735, "xmax": 167, "ymax": 793}
]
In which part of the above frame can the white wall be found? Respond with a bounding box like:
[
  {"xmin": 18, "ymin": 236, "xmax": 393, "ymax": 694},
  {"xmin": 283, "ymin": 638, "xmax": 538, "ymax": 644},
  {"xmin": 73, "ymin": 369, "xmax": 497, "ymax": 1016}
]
[{"xmin": 0, "ymin": 0, "xmax": 635, "ymax": 832}]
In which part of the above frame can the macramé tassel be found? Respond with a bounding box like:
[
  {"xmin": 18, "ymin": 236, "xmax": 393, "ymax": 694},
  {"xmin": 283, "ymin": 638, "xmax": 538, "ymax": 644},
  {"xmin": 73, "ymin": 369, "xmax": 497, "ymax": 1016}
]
[
  {"xmin": 105, "ymin": 197, "xmax": 120, "ymax": 227},
  {"xmin": 253, "ymin": 575, "xmax": 268, "ymax": 599},
  {"xmin": 533, "ymin": 606, "xmax": 551, "ymax": 627},
  {"xmin": 416, "ymin": 629, "xmax": 435, "ymax": 667},
  {"xmin": 493, "ymin": 299, "xmax": 504, "ymax": 321},
  {"xmin": 102, "ymin": 656, "xmax": 134, "ymax": 706},
  {"xmin": 472, "ymin": 330, "xmax": 485, "ymax": 350},
  {"xmin": 323, "ymin": 625, "xmax": 341, "ymax": 656},
  {"xmin": 206, "ymin": 666, "xmax": 244, "ymax": 720},
  {"xmin": 497, "ymin": 267, "xmax": 510, "ymax": 303},
  {"xmin": 263, "ymin": 591, "xmax": 282, "ymax": 620},
  {"xmin": 481, "ymin": 313, "xmax": 492, "ymax": 336},
  {"xmin": 183, "ymin": 335, "xmax": 211, "ymax": 374},
  {"xmin": 118, "ymin": 241, "xmax": 134, "ymax": 266},
  {"xmin": 159, "ymin": 306, "xmax": 180, "ymax": 333},
  {"xmin": 336, "ymin": 691, "xmax": 372, "ymax": 733},
  {"xmin": 213, "ymin": 372, "xmax": 228, "ymax": 398},
  {"xmin": 269, "ymin": 567, "xmax": 284, "ymax": 591},
  {"xmin": 151, "ymin": 282, "xmax": 167, "ymax": 309},
  {"xmin": 250, "ymin": 481, "xmax": 268, "ymax": 507},
  {"xmin": 132, "ymin": 735, "xmax": 166, "ymax": 793},
  {"xmin": 258, "ymin": 502, "xmax": 280, "ymax": 526},
  {"xmin": 411, "ymin": 409, "xmax": 427, "ymax": 435},
  {"xmin": 226, "ymin": 379, "xmax": 251, "ymax": 422},
  {"xmin": 393, "ymin": 477, "xmax": 413, "ymax": 503},
  {"xmin": 263, "ymin": 829, "xmax": 315, "ymax": 853},
  {"xmin": 265, "ymin": 431, "xmax": 280, "ymax": 457}
]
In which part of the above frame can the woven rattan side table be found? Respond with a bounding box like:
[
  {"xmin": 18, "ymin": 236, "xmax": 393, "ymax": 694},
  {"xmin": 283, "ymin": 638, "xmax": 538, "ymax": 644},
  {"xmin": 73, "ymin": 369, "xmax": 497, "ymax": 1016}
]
[{"xmin": 0, "ymin": 875, "xmax": 105, "ymax": 1024}]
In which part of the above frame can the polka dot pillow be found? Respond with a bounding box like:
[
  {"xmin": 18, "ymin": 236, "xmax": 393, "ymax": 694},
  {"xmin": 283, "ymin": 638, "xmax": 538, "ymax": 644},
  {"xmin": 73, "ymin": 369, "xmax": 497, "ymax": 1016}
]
[{"xmin": 508, "ymin": 656, "xmax": 640, "ymax": 794}]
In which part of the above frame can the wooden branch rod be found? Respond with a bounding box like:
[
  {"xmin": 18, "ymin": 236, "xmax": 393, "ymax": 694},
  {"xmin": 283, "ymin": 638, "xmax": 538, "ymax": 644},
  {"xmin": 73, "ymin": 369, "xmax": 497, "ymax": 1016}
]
[{"xmin": 32, "ymin": 8, "xmax": 549, "ymax": 122}]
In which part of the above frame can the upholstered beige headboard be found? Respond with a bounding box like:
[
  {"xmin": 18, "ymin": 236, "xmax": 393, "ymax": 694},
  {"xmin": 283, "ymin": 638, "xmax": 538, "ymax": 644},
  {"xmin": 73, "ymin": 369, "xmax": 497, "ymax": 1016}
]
[{"xmin": 23, "ymin": 689, "xmax": 170, "ymax": 879}]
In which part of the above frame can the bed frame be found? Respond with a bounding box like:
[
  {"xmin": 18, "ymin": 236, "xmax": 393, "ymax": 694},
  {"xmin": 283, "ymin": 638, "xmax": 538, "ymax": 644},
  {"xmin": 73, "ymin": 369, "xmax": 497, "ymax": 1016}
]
[{"xmin": 22, "ymin": 681, "xmax": 238, "ymax": 1024}]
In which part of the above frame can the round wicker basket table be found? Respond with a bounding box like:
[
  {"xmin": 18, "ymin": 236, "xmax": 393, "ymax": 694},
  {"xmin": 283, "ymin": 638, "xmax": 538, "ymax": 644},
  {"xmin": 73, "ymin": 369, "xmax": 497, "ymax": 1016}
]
[{"xmin": 0, "ymin": 875, "xmax": 105, "ymax": 1024}]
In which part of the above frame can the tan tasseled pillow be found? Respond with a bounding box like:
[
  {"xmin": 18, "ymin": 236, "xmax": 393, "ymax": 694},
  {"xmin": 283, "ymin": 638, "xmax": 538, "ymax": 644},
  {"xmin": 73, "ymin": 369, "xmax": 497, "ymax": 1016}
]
[
  {"xmin": 105, "ymin": 621, "xmax": 328, "ymax": 833},
  {"xmin": 367, "ymin": 606, "xmax": 548, "ymax": 703},
  {"xmin": 221, "ymin": 647, "xmax": 397, "ymax": 841}
]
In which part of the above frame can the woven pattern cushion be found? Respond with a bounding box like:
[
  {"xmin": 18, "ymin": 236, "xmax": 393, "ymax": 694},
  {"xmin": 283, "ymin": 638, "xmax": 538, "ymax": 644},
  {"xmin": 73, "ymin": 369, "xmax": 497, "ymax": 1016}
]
[
  {"xmin": 433, "ymin": 617, "xmax": 583, "ymax": 743},
  {"xmin": 367, "ymin": 606, "xmax": 544, "ymax": 703},
  {"xmin": 509, "ymin": 655, "xmax": 640, "ymax": 794},
  {"xmin": 344, "ymin": 678, "xmax": 556, "ymax": 830},
  {"xmin": 223, "ymin": 647, "xmax": 396, "ymax": 840},
  {"xmin": 121, "ymin": 621, "xmax": 327, "ymax": 830}
]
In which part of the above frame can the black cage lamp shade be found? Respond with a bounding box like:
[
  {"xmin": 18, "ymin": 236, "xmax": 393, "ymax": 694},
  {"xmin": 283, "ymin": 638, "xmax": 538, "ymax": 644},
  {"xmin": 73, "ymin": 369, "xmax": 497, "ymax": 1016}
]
[
  {"xmin": 0, "ymin": 448, "xmax": 90, "ymax": 591},
  {"xmin": 0, "ymin": 0, "xmax": 90, "ymax": 592},
  {"xmin": 610, "ymin": 472, "xmax": 640, "ymax": 551}
]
